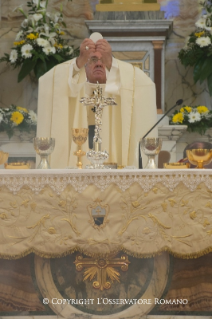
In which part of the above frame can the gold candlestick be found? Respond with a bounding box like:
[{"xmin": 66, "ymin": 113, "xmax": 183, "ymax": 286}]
[{"xmin": 72, "ymin": 128, "xmax": 88, "ymax": 169}]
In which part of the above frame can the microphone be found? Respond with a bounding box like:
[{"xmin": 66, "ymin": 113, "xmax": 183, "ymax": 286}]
[{"xmin": 142, "ymin": 99, "xmax": 184, "ymax": 139}]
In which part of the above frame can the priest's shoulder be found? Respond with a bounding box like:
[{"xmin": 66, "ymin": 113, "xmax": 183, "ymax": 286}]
[
  {"xmin": 117, "ymin": 58, "xmax": 154, "ymax": 87},
  {"xmin": 39, "ymin": 58, "xmax": 76, "ymax": 83}
]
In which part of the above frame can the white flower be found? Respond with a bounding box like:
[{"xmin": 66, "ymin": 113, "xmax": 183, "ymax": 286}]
[
  {"xmin": 195, "ymin": 18, "xmax": 206, "ymax": 28},
  {"xmin": 15, "ymin": 30, "xmax": 23, "ymax": 41},
  {"xmin": 46, "ymin": 12, "xmax": 52, "ymax": 18},
  {"xmin": 54, "ymin": 12, "xmax": 62, "ymax": 23},
  {"xmin": 33, "ymin": 0, "xmax": 46, "ymax": 8},
  {"xmin": 36, "ymin": 38, "xmax": 50, "ymax": 47},
  {"xmin": 67, "ymin": 46, "xmax": 73, "ymax": 55},
  {"xmin": 40, "ymin": 1, "xmax": 46, "ymax": 8},
  {"xmin": 21, "ymin": 19, "xmax": 28, "ymax": 28},
  {"xmin": 21, "ymin": 44, "xmax": 33, "ymax": 58},
  {"xmin": 196, "ymin": 36, "xmax": 211, "ymax": 47},
  {"xmin": 188, "ymin": 112, "xmax": 201, "ymax": 123},
  {"xmin": 9, "ymin": 50, "xmax": 18, "ymax": 63},
  {"xmin": 33, "ymin": 13, "xmax": 43, "ymax": 22},
  {"xmin": 33, "ymin": 0, "xmax": 39, "ymax": 6},
  {"xmin": 42, "ymin": 46, "xmax": 56, "ymax": 55},
  {"xmin": 44, "ymin": 24, "xmax": 49, "ymax": 33},
  {"xmin": 28, "ymin": 110, "xmax": 37, "ymax": 124},
  {"xmin": 0, "ymin": 114, "xmax": 3, "ymax": 123},
  {"xmin": 205, "ymin": 26, "xmax": 212, "ymax": 33}
]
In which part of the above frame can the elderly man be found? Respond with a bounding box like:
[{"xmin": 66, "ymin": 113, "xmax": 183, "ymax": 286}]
[{"xmin": 37, "ymin": 38, "xmax": 157, "ymax": 168}]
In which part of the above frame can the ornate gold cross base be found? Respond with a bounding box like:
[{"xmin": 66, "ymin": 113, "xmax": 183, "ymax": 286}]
[{"xmin": 74, "ymin": 254, "xmax": 130, "ymax": 291}]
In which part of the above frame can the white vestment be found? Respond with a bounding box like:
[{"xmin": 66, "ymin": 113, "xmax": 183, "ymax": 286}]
[{"xmin": 37, "ymin": 58, "xmax": 158, "ymax": 168}]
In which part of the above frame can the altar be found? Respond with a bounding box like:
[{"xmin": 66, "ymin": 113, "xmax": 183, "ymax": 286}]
[{"xmin": 1, "ymin": 169, "xmax": 212, "ymax": 318}]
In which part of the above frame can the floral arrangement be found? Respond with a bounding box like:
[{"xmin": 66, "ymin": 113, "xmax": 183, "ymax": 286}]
[
  {"xmin": 170, "ymin": 105, "xmax": 212, "ymax": 135},
  {"xmin": 178, "ymin": 0, "xmax": 212, "ymax": 95},
  {"xmin": 0, "ymin": 0, "xmax": 79, "ymax": 82},
  {"xmin": 0, "ymin": 105, "xmax": 37, "ymax": 138}
]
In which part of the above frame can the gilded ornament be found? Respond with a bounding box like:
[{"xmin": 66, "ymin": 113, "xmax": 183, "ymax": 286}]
[
  {"xmin": 132, "ymin": 201, "xmax": 140, "ymax": 208},
  {"xmin": 190, "ymin": 211, "xmax": 197, "ymax": 220},
  {"xmin": 48, "ymin": 227, "xmax": 57, "ymax": 235},
  {"xmin": 0, "ymin": 213, "xmax": 8, "ymax": 220},
  {"xmin": 74, "ymin": 254, "xmax": 130, "ymax": 291}
]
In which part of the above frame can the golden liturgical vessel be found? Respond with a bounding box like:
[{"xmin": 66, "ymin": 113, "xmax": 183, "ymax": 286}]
[
  {"xmin": 4, "ymin": 162, "xmax": 31, "ymax": 169},
  {"xmin": 0, "ymin": 151, "xmax": 8, "ymax": 165},
  {"xmin": 96, "ymin": 0, "xmax": 160, "ymax": 12},
  {"xmin": 186, "ymin": 149, "xmax": 212, "ymax": 169},
  {"xmin": 72, "ymin": 128, "xmax": 89, "ymax": 169}
]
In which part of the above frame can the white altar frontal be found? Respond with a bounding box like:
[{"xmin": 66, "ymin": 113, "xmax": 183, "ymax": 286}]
[{"xmin": 0, "ymin": 169, "xmax": 212, "ymax": 318}]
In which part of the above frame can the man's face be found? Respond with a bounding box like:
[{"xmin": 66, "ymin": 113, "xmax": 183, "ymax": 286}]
[{"xmin": 85, "ymin": 52, "xmax": 106, "ymax": 84}]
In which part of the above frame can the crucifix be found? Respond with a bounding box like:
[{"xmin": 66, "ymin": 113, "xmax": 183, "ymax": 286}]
[{"xmin": 80, "ymin": 82, "xmax": 117, "ymax": 169}]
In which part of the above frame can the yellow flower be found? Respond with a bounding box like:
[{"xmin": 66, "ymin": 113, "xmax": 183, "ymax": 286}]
[
  {"xmin": 180, "ymin": 106, "xmax": 192, "ymax": 113},
  {"xmin": 10, "ymin": 111, "xmax": 24, "ymax": 125},
  {"xmin": 195, "ymin": 31, "xmax": 205, "ymax": 38},
  {"xmin": 17, "ymin": 106, "xmax": 28, "ymax": 113},
  {"xmin": 196, "ymin": 106, "xmax": 209, "ymax": 114},
  {"xmin": 57, "ymin": 31, "xmax": 65, "ymax": 35},
  {"xmin": 54, "ymin": 43, "xmax": 63, "ymax": 49},
  {"xmin": 26, "ymin": 33, "xmax": 38, "ymax": 40},
  {"xmin": 13, "ymin": 40, "xmax": 25, "ymax": 46},
  {"xmin": 172, "ymin": 113, "xmax": 184, "ymax": 123}
]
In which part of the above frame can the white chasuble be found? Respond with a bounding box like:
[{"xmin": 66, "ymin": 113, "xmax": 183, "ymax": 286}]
[{"xmin": 37, "ymin": 58, "xmax": 158, "ymax": 168}]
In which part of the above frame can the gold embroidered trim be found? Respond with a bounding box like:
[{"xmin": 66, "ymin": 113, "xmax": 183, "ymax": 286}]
[{"xmin": 1, "ymin": 246, "xmax": 212, "ymax": 260}]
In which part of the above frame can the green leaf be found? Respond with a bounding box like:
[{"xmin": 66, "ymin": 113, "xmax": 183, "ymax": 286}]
[
  {"xmin": 199, "ymin": 58, "xmax": 212, "ymax": 84},
  {"xmin": 207, "ymin": 72, "xmax": 212, "ymax": 96},
  {"xmin": 38, "ymin": 54, "xmax": 46, "ymax": 63},
  {"xmin": 193, "ymin": 59, "xmax": 205, "ymax": 83},
  {"xmin": 53, "ymin": 54, "xmax": 64, "ymax": 62},
  {"xmin": 18, "ymin": 58, "xmax": 37, "ymax": 82},
  {"xmin": 34, "ymin": 59, "xmax": 47, "ymax": 79},
  {"xmin": 46, "ymin": 56, "xmax": 57, "ymax": 72}
]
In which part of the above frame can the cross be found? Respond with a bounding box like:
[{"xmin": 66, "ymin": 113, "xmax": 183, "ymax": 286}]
[{"xmin": 74, "ymin": 254, "xmax": 130, "ymax": 291}]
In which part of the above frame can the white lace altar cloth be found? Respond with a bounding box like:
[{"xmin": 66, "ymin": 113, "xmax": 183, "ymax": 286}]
[
  {"xmin": 0, "ymin": 168, "xmax": 211, "ymax": 194},
  {"xmin": 0, "ymin": 169, "xmax": 212, "ymax": 259}
]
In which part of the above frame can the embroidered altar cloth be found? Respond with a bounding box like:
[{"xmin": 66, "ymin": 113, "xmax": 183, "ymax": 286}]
[{"xmin": 0, "ymin": 169, "xmax": 212, "ymax": 259}]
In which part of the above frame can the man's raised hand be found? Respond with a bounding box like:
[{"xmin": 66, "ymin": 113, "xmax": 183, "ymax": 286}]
[
  {"xmin": 76, "ymin": 39, "xmax": 95, "ymax": 69},
  {"xmin": 95, "ymin": 39, "xmax": 112, "ymax": 70}
]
